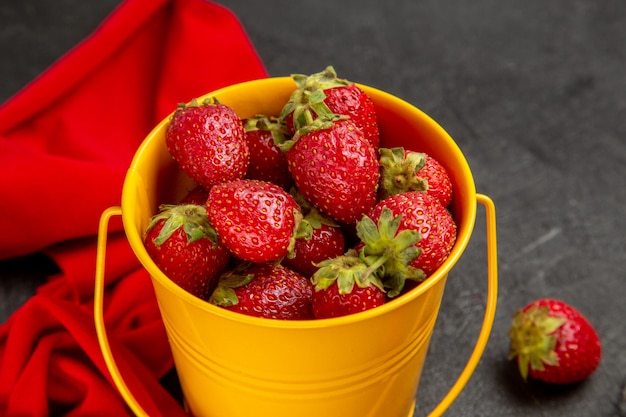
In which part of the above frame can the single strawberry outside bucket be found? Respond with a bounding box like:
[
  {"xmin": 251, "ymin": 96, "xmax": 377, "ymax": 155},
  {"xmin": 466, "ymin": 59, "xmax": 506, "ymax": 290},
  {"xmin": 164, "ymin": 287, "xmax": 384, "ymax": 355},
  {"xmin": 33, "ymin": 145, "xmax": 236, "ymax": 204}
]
[{"xmin": 94, "ymin": 77, "xmax": 498, "ymax": 417}]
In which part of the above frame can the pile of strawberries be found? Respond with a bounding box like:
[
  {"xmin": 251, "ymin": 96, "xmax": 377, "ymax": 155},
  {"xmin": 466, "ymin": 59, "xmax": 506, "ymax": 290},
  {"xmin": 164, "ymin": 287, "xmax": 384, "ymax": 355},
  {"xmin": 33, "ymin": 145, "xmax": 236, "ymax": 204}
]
[
  {"xmin": 143, "ymin": 66, "xmax": 457, "ymax": 320},
  {"xmin": 143, "ymin": 66, "xmax": 604, "ymax": 387}
]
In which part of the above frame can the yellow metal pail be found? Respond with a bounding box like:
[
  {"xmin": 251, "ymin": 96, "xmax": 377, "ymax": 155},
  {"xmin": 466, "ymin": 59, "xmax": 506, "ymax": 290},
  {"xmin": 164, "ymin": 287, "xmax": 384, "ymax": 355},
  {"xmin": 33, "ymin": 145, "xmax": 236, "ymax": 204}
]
[{"xmin": 95, "ymin": 77, "xmax": 498, "ymax": 417}]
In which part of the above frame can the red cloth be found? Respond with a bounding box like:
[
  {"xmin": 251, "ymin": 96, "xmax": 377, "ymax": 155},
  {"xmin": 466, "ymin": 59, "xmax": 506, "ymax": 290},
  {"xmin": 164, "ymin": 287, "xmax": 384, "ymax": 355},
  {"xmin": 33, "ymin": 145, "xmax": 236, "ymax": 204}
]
[{"xmin": 0, "ymin": 0, "xmax": 267, "ymax": 415}]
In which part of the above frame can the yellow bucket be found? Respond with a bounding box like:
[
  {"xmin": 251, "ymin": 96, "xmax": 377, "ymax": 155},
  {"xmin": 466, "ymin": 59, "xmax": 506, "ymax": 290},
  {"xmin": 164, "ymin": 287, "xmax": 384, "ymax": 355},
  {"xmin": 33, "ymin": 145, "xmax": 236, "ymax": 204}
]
[{"xmin": 95, "ymin": 77, "xmax": 498, "ymax": 417}]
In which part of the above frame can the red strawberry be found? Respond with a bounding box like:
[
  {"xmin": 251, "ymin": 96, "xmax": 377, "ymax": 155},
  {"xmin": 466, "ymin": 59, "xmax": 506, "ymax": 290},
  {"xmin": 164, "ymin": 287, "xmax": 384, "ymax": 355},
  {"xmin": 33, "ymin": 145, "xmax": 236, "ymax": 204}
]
[
  {"xmin": 379, "ymin": 147, "xmax": 453, "ymax": 207},
  {"xmin": 143, "ymin": 204, "xmax": 230, "ymax": 299},
  {"xmin": 166, "ymin": 98, "xmax": 249, "ymax": 190},
  {"xmin": 286, "ymin": 118, "xmax": 380, "ymax": 224},
  {"xmin": 206, "ymin": 179, "xmax": 302, "ymax": 263},
  {"xmin": 311, "ymin": 249, "xmax": 386, "ymax": 319},
  {"xmin": 282, "ymin": 195, "xmax": 345, "ymax": 278},
  {"xmin": 367, "ymin": 192, "xmax": 457, "ymax": 277},
  {"xmin": 242, "ymin": 115, "xmax": 293, "ymax": 190},
  {"xmin": 419, "ymin": 154, "xmax": 453, "ymax": 208},
  {"xmin": 509, "ymin": 299, "xmax": 602, "ymax": 384},
  {"xmin": 182, "ymin": 185, "xmax": 209, "ymax": 205},
  {"xmin": 285, "ymin": 223, "xmax": 345, "ymax": 278},
  {"xmin": 209, "ymin": 263, "xmax": 314, "ymax": 320},
  {"xmin": 280, "ymin": 66, "xmax": 380, "ymax": 148}
]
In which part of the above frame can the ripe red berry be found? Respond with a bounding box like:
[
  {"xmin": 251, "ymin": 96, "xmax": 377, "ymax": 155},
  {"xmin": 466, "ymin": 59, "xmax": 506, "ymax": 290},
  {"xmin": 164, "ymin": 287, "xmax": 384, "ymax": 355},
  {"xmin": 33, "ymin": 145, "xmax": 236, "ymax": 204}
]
[
  {"xmin": 143, "ymin": 204, "xmax": 230, "ymax": 299},
  {"xmin": 242, "ymin": 115, "xmax": 293, "ymax": 190},
  {"xmin": 206, "ymin": 179, "xmax": 302, "ymax": 263},
  {"xmin": 283, "ymin": 222, "xmax": 345, "ymax": 278},
  {"xmin": 418, "ymin": 154, "xmax": 453, "ymax": 208},
  {"xmin": 286, "ymin": 118, "xmax": 379, "ymax": 224},
  {"xmin": 210, "ymin": 263, "xmax": 314, "ymax": 320},
  {"xmin": 509, "ymin": 298, "xmax": 602, "ymax": 384},
  {"xmin": 310, "ymin": 250, "xmax": 386, "ymax": 319},
  {"xmin": 166, "ymin": 98, "xmax": 249, "ymax": 190},
  {"xmin": 282, "ymin": 193, "xmax": 346, "ymax": 278},
  {"xmin": 312, "ymin": 279, "xmax": 386, "ymax": 319}
]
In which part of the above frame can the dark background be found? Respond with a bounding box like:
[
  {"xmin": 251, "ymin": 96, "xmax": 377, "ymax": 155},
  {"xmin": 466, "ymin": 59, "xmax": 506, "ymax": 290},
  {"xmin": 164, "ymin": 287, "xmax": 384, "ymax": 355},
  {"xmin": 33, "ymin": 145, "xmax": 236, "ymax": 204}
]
[{"xmin": 1, "ymin": 1, "xmax": 625, "ymax": 416}]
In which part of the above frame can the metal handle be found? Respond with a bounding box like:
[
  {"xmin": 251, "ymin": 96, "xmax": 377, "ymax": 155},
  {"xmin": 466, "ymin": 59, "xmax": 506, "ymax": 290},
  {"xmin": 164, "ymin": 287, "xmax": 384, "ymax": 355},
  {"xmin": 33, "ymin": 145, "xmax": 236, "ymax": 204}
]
[
  {"xmin": 94, "ymin": 206, "xmax": 150, "ymax": 417},
  {"xmin": 427, "ymin": 193, "xmax": 498, "ymax": 417}
]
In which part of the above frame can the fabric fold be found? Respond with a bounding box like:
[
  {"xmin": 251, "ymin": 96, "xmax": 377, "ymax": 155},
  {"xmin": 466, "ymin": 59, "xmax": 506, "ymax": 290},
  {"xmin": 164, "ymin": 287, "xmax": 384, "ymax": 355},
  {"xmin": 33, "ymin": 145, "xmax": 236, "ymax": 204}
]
[{"xmin": 0, "ymin": 0, "xmax": 268, "ymax": 415}]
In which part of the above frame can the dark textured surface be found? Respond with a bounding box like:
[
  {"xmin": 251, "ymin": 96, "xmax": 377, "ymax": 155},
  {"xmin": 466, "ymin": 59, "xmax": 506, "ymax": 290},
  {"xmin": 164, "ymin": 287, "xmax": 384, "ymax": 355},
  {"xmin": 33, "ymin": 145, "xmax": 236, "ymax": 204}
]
[{"xmin": 1, "ymin": 1, "xmax": 625, "ymax": 416}]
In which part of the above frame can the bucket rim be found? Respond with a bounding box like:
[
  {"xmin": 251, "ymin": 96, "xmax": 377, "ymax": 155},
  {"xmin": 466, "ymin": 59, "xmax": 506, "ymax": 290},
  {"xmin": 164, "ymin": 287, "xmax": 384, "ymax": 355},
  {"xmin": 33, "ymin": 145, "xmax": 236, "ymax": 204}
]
[{"xmin": 121, "ymin": 76, "xmax": 478, "ymax": 329}]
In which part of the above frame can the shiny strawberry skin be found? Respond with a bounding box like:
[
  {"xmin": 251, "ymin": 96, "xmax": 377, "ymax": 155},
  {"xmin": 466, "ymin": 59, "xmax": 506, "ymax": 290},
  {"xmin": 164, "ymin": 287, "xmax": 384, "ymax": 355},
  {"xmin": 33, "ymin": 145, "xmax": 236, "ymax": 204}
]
[
  {"xmin": 509, "ymin": 299, "xmax": 602, "ymax": 384},
  {"xmin": 143, "ymin": 204, "xmax": 230, "ymax": 299},
  {"xmin": 166, "ymin": 101, "xmax": 249, "ymax": 190},
  {"xmin": 282, "ymin": 223, "xmax": 345, "ymax": 278},
  {"xmin": 368, "ymin": 192, "xmax": 457, "ymax": 276},
  {"xmin": 312, "ymin": 280, "xmax": 386, "ymax": 319},
  {"xmin": 218, "ymin": 263, "xmax": 314, "ymax": 320},
  {"xmin": 287, "ymin": 119, "xmax": 379, "ymax": 224},
  {"xmin": 323, "ymin": 84, "xmax": 380, "ymax": 149},
  {"xmin": 418, "ymin": 155, "xmax": 453, "ymax": 208},
  {"xmin": 206, "ymin": 179, "xmax": 301, "ymax": 263},
  {"xmin": 242, "ymin": 117, "xmax": 293, "ymax": 190}
]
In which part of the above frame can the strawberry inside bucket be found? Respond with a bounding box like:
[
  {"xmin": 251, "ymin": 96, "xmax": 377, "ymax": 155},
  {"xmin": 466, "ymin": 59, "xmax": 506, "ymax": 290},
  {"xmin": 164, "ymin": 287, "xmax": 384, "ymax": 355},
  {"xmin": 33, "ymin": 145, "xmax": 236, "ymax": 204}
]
[{"xmin": 114, "ymin": 75, "xmax": 487, "ymax": 417}]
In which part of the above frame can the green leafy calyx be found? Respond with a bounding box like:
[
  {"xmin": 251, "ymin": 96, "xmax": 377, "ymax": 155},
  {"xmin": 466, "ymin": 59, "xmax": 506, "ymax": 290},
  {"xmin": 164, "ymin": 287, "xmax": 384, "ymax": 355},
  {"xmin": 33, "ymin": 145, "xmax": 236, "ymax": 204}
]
[
  {"xmin": 357, "ymin": 207, "xmax": 426, "ymax": 297},
  {"xmin": 311, "ymin": 249, "xmax": 385, "ymax": 295},
  {"xmin": 146, "ymin": 204, "xmax": 219, "ymax": 247},
  {"xmin": 278, "ymin": 66, "xmax": 350, "ymax": 151},
  {"xmin": 508, "ymin": 305, "xmax": 567, "ymax": 381},
  {"xmin": 208, "ymin": 263, "xmax": 255, "ymax": 307},
  {"xmin": 243, "ymin": 114, "xmax": 291, "ymax": 149},
  {"xmin": 379, "ymin": 147, "xmax": 428, "ymax": 198},
  {"xmin": 291, "ymin": 188, "xmax": 339, "ymax": 241}
]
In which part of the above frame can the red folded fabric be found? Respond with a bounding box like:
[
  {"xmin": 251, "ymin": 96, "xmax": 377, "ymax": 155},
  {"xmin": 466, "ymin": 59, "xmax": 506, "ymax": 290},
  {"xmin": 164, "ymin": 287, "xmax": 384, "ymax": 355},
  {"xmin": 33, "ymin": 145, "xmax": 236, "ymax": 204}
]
[{"xmin": 0, "ymin": 0, "xmax": 267, "ymax": 415}]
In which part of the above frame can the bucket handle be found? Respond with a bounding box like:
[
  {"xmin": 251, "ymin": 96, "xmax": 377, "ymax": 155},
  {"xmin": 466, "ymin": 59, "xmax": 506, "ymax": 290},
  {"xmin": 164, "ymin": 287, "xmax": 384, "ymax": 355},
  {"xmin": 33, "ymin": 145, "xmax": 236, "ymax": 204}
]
[
  {"xmin": 94, "ymin": 206, "xmax": 151, "ymax": 417},
  {"xmin": 95, "ymin": 194, "xmax": 497, "ymax": 417},
  {"xmin": 426, "ymin": 193, "xmax": 498, "ymax": 417}
]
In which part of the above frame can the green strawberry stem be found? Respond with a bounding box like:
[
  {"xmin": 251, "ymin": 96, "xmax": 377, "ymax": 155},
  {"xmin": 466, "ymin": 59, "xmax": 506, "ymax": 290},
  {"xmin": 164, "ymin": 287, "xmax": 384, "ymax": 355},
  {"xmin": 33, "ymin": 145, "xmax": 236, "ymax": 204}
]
[
  {"xmin": 278, "ymin": 66, "xmax": 350, "ymax": 151},
  {"xmin": 175, "ymin": 96, "xmax": 221, "ymax": 112},
  {"xmin": 359, "ymin": 246, "xmax": 396, "ymax": 282},
  {"xmin": 311, "ymin": 249, "xmax": 385, "ymax": 295},
  {"xmin": 508, "ymin": 305, "xmax": 567, "ymax": 381},
  {"xmin": 292, "ymin": 206, "xmax": 338, "ymax": 241},
  {"xmin": 290, "ymin": 189, "xmax": 339, "ymax": 238},
  {"xmin": 292, "ymin": 66, "xmax": 351, "ymax": 91},
  {"xmin": 147, "ymin": 204, "xmax": 219, "ymax": 247},
  {"xmin": 201, "ymin": 96, "xmax": 220, "ymax": 105},
  {"xmin": 243, "ymin": 114, "xmax": 291, "ymax": 149},
  {"xmin": 379, "ymin": 147, "xmax": 428, "ymax": 197},
  {"xmin": 357, "ymin": 207, "xmax": 426, "ymax": 297},
  {"xmin": 312, "ymin": 208, "xmax": 426, "ymax": 299},
  {"xmin": 208, "ymin": 263, "xmax": 255, "ymax": 307},
  {"xmin": 278, "ymin": 109, "xmax": 347, "ymax": 152}
]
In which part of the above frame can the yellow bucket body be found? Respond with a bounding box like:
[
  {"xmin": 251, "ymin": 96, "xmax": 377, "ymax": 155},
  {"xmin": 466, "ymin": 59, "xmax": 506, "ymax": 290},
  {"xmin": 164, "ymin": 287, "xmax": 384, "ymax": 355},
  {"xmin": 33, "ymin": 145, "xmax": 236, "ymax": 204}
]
[{"xmin": 119, "ymin": 77, "xmax": 480, "ymax": 417}]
